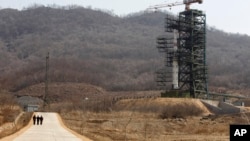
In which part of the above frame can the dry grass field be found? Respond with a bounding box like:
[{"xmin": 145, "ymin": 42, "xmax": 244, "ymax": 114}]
[
  {"xmin": 60, "ymin": 98, "xmax": 250, "ymax": 141},
  {"xmin": 0, "ymin": 111, "xmax": 32, "ymax": 139},
  {"xmin": 2, "ymin": 83, "xmax": 250, "ymax": 140}
]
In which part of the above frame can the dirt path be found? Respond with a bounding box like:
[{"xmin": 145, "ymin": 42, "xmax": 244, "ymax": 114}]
[{"xmin": 0, "ymin": 112, "xmax": 92, "ymax": 141}]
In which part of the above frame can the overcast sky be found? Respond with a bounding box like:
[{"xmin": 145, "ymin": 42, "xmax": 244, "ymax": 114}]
[{"xmin": 0, "ymin": 0, "xmax": 249, "ymax": 35}]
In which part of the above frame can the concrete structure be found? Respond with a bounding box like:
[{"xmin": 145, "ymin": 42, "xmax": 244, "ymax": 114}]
[
  {"xmin": 24, "ymin": 104, "xmax": 39, "ymax": 112},
  {"xmin": 201, "ymin": 100, "xmax": 241, "ymax": 115}
]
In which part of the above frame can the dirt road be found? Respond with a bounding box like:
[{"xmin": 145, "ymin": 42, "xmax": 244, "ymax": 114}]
[{"xmin": 1, "ymin": 112, "xmax": 92, "ymax": 141}]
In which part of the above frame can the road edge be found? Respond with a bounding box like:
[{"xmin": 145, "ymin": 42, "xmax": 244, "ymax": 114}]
[
  {"xmin": 56, "ymin": 113, "xmax": 93, "ymax": 141},
  {"xmin": 0, "ymin": 113, "xmax": 33, "ymax": 141}
]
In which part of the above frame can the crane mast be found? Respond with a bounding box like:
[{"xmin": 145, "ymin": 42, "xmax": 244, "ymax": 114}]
[{"xmin": 152, "ymin": 0, "xmax": 208, "ymax": 98}]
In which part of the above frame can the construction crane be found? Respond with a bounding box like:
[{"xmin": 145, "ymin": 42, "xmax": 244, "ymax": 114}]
[{"xmin": 147, "ymin": 0, "xmax": 203, "ymax": 11}]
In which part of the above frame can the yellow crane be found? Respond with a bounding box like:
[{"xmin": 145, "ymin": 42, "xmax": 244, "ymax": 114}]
[{"xmin": 147, "ymin": 0, "xmax": 203, "ymax": 11}]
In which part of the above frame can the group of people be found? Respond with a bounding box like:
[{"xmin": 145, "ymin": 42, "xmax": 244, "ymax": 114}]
[{"xmin": 33, "ymin": 115, "xmax": 44, "ymax": 125}]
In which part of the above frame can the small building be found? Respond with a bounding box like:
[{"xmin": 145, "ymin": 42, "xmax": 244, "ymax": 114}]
[{"xmin": 24, "ymin": 104, "xmax": 39, "ymax": 112}]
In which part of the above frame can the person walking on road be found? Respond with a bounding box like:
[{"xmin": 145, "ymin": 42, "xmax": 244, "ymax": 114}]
[
  {"xmin": 33, "ymin": 115, "xmax": 36, "ymax": 125},
  {"xmin": 40, "ymin": 115, "xmax": 44, "ymax": 125},
  {"xmin": 36, "ymin": 115, "xmax": 40, "ymax": 125}
]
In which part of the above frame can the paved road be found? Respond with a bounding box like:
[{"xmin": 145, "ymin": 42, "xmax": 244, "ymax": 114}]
[{"xmin": 13, "ymin": 112, "xmax": 82, "ymax": 141}]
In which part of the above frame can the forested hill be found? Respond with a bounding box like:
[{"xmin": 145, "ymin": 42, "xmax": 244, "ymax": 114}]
[{"xmin": 0, "ymin": 5, "xmax": 249, "ymax": 92}]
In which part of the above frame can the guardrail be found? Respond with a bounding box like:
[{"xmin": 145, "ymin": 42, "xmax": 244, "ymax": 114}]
[{"xmin": 208, "ymin": 92, "xmax": 248, "ymax": 99}]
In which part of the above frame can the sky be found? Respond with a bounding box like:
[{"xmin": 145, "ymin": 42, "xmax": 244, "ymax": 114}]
[{"xmin": 0, "ymin": 0, "xmax": 249, "ymax": 36}]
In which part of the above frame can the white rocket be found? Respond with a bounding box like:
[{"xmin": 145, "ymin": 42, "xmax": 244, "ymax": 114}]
[{"xmin": 172, "ymin": 30, "xmax": 179, "ymax": 89}]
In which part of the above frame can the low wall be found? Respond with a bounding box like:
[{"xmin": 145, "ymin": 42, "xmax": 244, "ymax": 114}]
[
  {"xmin": 201, "ymin": 100, "xmax": 222, "ymax": 115},
  {"xmin": 201, "ymin": 100, "xmax": 241, "ymax": 115},
  {"xmin": 218, "ymin": 102, "xmax": 241, "ymax": 114}
]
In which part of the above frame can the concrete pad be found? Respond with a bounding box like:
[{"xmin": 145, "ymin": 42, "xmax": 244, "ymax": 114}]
[{"xmin": 13, "ymin": 112, "xmax": 82, "ymax": 141}]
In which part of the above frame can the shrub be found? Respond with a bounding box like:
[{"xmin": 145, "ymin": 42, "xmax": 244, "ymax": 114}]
[{"xmin": 159, "ymin": 103, "xmax": 204, "ymax": 119}]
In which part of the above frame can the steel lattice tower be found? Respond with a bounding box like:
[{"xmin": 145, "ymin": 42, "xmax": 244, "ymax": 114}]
[{"xmin": 156, "ymin": 9, "xmax": 208, "ymax": 98}]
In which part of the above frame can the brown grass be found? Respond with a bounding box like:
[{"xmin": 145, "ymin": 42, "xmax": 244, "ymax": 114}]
[
  {"xmin": 59, "ymin": 98, "xmax": 228, "ymax": 141},
  {"xmin": 114, "ymin": 98, "xmax": 210, "ymax": 118},
  {"xmin": 61, "ymin": 110, "xmax": 232, "ymax": 141},
  {"xmin": 0, "ymin": 112, "xmax": 32, "ymax": 139}
]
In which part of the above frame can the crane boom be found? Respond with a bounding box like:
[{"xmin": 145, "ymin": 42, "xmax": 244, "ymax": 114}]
[
  {"xmin": 147, "ymin": 2, "xmax": 183, "ymax": 10},
  {"xmin": 147, "ymin": 0, "xmax": 203, "ymax": 11}
]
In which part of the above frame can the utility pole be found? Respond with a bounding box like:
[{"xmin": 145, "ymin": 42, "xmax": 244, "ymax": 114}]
[{"xmin": 43, "ymin": 52, "xmax": 50, "ymax": 110}]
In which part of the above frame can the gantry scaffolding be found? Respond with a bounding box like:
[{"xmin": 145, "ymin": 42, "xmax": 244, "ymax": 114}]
[{"xmin": 156, "ymin": 9, "xmax": 208, "ymax": 98}]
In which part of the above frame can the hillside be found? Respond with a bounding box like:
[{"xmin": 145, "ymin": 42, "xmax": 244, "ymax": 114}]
[
  {"xmin": 0, "ymin": 5, "xmax": 249, "ymax": 93},
  {"xmin": 15, "ymin": 82, "xmax": 106, "ymax": 103}
]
